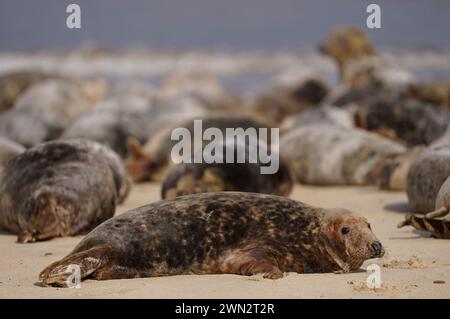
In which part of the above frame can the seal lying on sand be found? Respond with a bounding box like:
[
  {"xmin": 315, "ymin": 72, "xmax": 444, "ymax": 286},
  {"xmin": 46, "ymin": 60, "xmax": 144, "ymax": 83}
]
[
  {"xmin": 377, "ymin": 146, "xmax": 425, "ymax": 191},
  {"xmin": 280, "ymin": 124, "xmax": 406, "ymax": 186},
  {"xmin": 0, "ymin": 139, "xmax": 130, "ymax": 243},
  {"xmin": 325, "ymin": 87, "xmax": 450, "ymax": 146},
  {"xmin": 63, "ymin": 92, "xmax": 207, "ymax": 158},
  {"xmin": 39, "ymin": 192, "xmax": 384, "ymax": 287},
  {"xmin": 0, "ymin": 71, "xmax": 55, "ymax": 113},
  {"xmin": 399, "ymin": 175, "xmax": 450, "ymax": 239},
  {"xmin": 126, "ymin": 115, "xmax": 272, "ymax": 182},
  {"xmin": 161, "ymin": 140, "xmax": 293, "ymax": 199},
  {"xmin": 0, "ymin": 79, "xmax": 95, "ymax": 147},
  {"xmin": 61, "ymin": 92, "xmax": 156, "ymax": 157},
  {"xmin": 249, "ymin": 75, "xmax": 329, "ymax": 125},
  {"xmin": 352, "ymin": 96, "xmax": 449, "ymax": 146},
  {"xmin": 406, "ymin": 146, "xmax": 450, "ymax": 214}
]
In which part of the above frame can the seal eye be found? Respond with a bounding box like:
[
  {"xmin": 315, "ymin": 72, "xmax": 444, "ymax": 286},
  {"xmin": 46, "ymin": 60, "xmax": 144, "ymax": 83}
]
[
  {"xmin": 341, "ymin": 227, "xmax": 350, "ymax": 235},
  {"xmin": 368, "ymin": 223, "xmax": 372, "ymax": 230}
]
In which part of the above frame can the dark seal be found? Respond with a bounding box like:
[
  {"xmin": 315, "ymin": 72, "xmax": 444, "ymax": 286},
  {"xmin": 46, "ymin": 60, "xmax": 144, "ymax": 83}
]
[
  {"xmin": 126, "ymin": 114, "xmax": 272, "ymax": 182},
  {"xmin": 161, "ymin": 139, "xmax": 293, "ymax": 199},
  {"xmin": 39, "ymin": 192, "xmax": 384, "ymax": 287}
]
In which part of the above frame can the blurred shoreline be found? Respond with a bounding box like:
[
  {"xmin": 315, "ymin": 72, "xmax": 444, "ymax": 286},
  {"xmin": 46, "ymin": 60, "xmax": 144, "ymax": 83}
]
[{"xmin": 1, "ymin": 48, "xmax": 449, "ymax": 94}]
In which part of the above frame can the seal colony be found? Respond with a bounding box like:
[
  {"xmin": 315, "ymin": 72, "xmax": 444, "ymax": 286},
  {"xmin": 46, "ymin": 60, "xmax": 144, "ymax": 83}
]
[
  {"xmin": 39, "ymin": 192, "xmax": 384, "ymax": 287},
  {"xmin": 0, "ymin": 24, "xmax": 449, "ymax": 296},
  {"xmin": 0, "ymin": 139, "xmax": 130, "ymax": 243}
]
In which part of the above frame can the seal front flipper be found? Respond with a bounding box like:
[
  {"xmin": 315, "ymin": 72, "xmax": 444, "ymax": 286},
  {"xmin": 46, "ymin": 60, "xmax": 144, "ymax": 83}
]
[
  {"xmin": 16, "ymin": 195, "xmax": 72, "ymax": 243},
  {"xmin": 39, "ymin": 246, "xmax": 110, "ymax": 287},
  {"xmin": 219, "ymin": 244, "xmax": 285, "ymax": 279}
]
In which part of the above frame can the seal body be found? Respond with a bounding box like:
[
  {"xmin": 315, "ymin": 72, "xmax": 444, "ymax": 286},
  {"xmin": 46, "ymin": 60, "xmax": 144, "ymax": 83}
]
[
  {"xmin": 39, "ymin": 192, "xmax": 384, "ymax": 287},
  {"xmin": 63, "ymin": 93, "xmax": 207, "ymax": 158},
  {"xmin": 0, "ymin": 71, "xmax": 55, "ymax": 113},
  {"xmin": 353, "ymin": 97, "xmax": 449, "ymax": 146},
  {"xmin": 0, "ymin": 79, "xmax": 93, "ymax": 147},
  {"xmin": 435, "ymin": 175, "xmax": 450, "ymax": 213},
  {"xmin": 126, "ymin": 115, "xmax": 272, "ymax": 182},
  {"xmin": 326, "ymin": 86, "xmax": 450, "ymax": 146},
  {"xmin": 62, "ymin": 93, "xmax": 155, "ymax": 157},
  {"xmin": 281, "ymin": 105, "xmax": 354, "ymax": 133},
  {"xmin": 399, "ymin": 175, "xmax": 450, "ymax": 238},
  {"xmin": 377, "ymin": 146, "xmax": 425, "ymax": 191},
  {"xmin": 0, "ymin": 139, "xmax": 129, "ymax": 243},
  {"xmin": 406, "ymin": 146, "xmax": 450, "ymax": 213},
  {"xmin": 250, "ymin": 77, "xmax": 329, "ymax": 124},
  {"xmin": 161, "ymin": 140, "xmax": 293, "ymax": 198},
  {"xmin": 280, "ymin": 124, "xmax": 406, "ymax": 185}
]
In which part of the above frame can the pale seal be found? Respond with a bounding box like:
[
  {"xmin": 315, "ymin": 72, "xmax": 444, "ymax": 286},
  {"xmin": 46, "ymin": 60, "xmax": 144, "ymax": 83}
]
[
  {"xmin": 0, "ymin": 71, "xmax": 55, "ymax": 113},
  {"xmin": 0, "ymin": 79, "xmax": 94, "ymax": 147},
  {"xmin": 63, "ymin": 92, "xmax": 207, "ymax": 157},
  {"xmin": 406, "ymin": 146, "xmax": 450, "ymax": 213},
  {"xmin": 399, "ymin": 175, "xmax": 450, "ymax": 239},
  {"xmin": 280, "ymin": 124, "xmax": 406, "ymax": 186}
]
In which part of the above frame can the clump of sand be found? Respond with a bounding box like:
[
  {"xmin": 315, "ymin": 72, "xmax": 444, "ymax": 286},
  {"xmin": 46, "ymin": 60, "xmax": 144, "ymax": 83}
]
[
  {"xmin": 381, "ymin": 256, "xmax": 435, "ymax": 269},
  {"xmin": 347, "ymin": 281, "xmax": 419, "ymax": 293}
]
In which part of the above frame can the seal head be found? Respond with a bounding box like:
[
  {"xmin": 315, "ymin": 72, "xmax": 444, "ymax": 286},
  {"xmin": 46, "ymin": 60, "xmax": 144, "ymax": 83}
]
[{"xmin": 317, "ymin": 209, "xmax": 384, "ymax": 272}]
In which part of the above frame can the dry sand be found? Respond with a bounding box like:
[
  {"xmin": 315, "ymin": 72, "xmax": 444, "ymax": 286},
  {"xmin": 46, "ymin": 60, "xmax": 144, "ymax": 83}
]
[{"xmin": 0, "ymin": 183, "xmax": 449, "ymax": 299}]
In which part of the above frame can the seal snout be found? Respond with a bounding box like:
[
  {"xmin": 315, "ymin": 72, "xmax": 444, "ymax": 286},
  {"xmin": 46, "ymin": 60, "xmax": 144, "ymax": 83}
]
[{"xmin": 370, "ymin": 241, "xmax": 384, "ymax": 257}]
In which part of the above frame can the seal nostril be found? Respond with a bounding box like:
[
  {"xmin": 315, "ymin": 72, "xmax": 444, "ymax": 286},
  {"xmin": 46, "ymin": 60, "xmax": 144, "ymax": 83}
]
[{"xmin": 371, "ymin": 241, "xmax": 382, "ymax": 255}]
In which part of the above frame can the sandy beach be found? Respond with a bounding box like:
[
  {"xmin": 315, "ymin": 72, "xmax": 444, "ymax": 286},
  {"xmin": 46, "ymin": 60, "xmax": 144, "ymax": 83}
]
[{"xmin": 0, "ymin": 183, "xmax": 448, "ymax": 299}]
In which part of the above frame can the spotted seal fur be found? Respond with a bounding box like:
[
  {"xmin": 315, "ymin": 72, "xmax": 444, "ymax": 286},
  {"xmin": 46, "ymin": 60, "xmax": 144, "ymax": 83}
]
[{"xmin": 39, "ymin": 192, "xmax": 384, "ymax": 287}]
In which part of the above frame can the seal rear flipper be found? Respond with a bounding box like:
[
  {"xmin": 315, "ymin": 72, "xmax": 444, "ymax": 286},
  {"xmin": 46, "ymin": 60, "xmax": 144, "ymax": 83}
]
[
  {"xmin": 39, "ymin": 246, "xmax": 111, "ymax": 287},
  {"xmin": 397, "ymin": 210, "xmax": 450, "ymax": 239}
]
